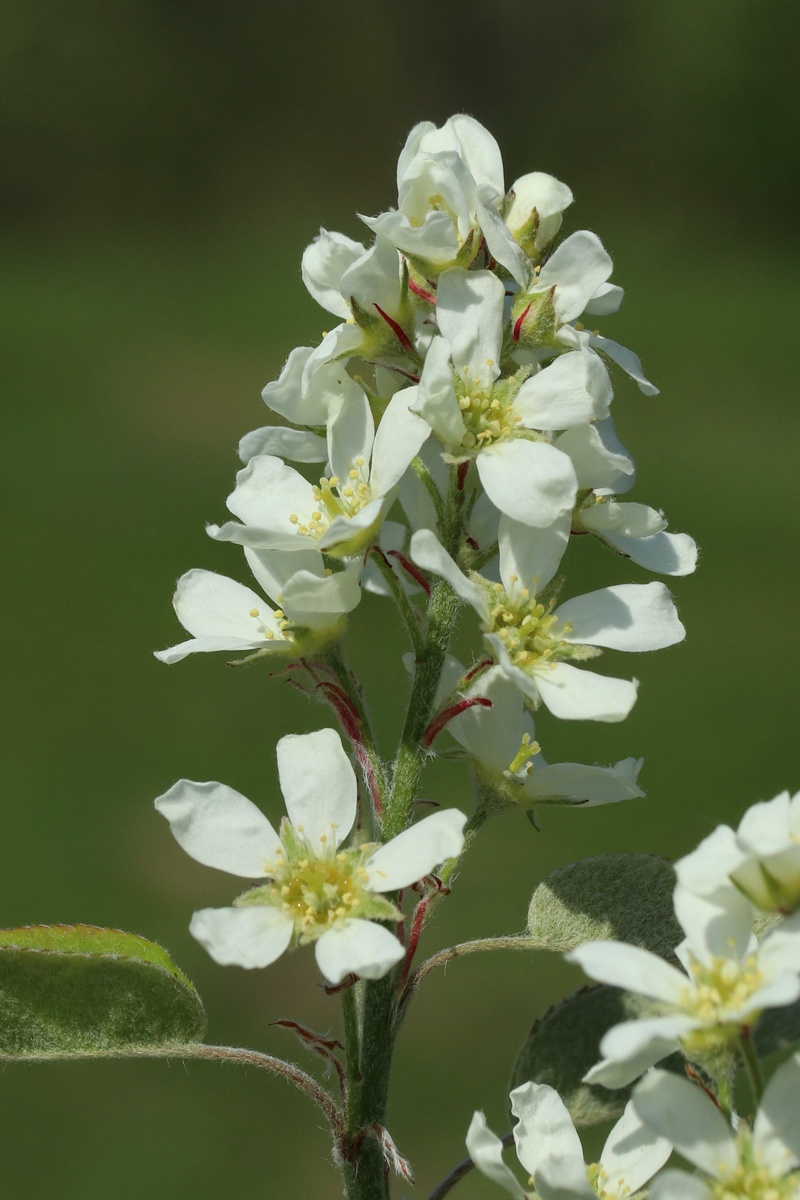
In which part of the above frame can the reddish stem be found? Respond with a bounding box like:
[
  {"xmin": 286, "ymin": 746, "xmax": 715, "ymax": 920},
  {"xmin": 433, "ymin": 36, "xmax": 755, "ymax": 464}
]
[
  {"xmin": 374, "ymin": 304, "xmax": 415, "ymax": 354},
  {"xmin": 407, "ymin": 275, "xmax": 437, "ymax": 305},
  {"xmin": 387, "ymin": 549, "xmax": 431, "ymax": 595},
  {"xmin": 421, "ymin": 696, "xmax": 492, "ymax": 747}
]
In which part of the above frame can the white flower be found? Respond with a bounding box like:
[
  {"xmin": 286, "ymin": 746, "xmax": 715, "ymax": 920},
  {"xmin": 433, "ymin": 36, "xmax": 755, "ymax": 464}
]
[
  {"xmin": 568, "ymin": 888, "xmax": 800, "ymax": 1087},
  {"xmin": 466, "ymin": 1083, "xmax": 671, "ymax": 1199},
  {"xmin": 154, "ymin": 546, "xmax": 361, "ymax": 664},
  {"xmin": 155, "ymin": 729, "xmax": 467, "ymax": 983},
  {"xmin": 502, "ymin": 170, "xmax": 574, "ymax": 260},
  {"xmin": 209, "ymin": 385, "xmax": 429, "ymax": 560},
  {"xmin": 574, "ymin": 494, "xmax": 698, "ymax": 577},
  {"xmin": 409, "ymin": 266, "xmax": 614, "ymax": 528},
  {"xmin": 634, "ymin": 1058, "xmax": 800, "ymax": 1200},
  {"xmin": 436, "ymin": 660, "xmax": 645, "ymax": 808},
  {"xmin": 361, "ymin": 114, "xmax": 529, "ymax": 285},
  {"xmin": 677, "ymin": 791, "xmax": 800, "ymax": 915},
  {"xmin": 410, "ymin": 518, "xmax": 684, "ymax": 722},
  {"xmin": 511, "ymin": 230, "xmax": 659, "ymax": 395}
]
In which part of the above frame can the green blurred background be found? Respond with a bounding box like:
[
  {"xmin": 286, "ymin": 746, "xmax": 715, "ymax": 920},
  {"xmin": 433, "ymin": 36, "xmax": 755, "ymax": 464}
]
[{"xmin": 2, "ymin": 2, "xmax": 799, "ymax": 1195}]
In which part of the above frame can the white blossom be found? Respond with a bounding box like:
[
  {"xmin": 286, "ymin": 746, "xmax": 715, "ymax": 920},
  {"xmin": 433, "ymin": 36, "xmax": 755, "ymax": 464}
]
[
  {"xmin": 436, "ymin": 660, "xmax": 645, "ymax": 808},
  {"xmin": 410, "ymin": 518, "xmax": 684, "ymax": 722},
  {"xmin": 634, "ymin": 1059, "xmax": 800, "ymax": 1200},
  {"xmin": 209, "ymin": 384, "xmax": 428, "ymax": 559},
  {"xmin": 154, "ymin": 546, "xmax": 361, "ymax": 664},
  {"xmin": 676, "ymin": 790, "xmax": 800, "ymax": 915},
  {"xmin": 409, "ymin": 266, "xmax": 614, "ymax": 527},
  {"xmin": 568, "ymin": 888, "xmax": 800, "ymax": 1087},
  {"xmin": 574, "ymin": 494, "xmax": 698, "ymax": 576},
  {"xmin": 155, "ymin": 729, "xmax": 467, "ymax": 983},
  {"xmin": 466, "ymin": 1083, "xmax": 670, "ymax": 1199}
]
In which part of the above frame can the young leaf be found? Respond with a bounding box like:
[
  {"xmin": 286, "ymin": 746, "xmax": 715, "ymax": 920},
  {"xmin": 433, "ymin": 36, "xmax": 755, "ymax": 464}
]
[
  {"xmin": 510, "ymin": 984, "xmax": 681, "ymax": 1126},
  {"xmin": 0, "ymin": 925, "xmax": 206, "ymax": 1059},
  {"xmin": 527, "ymin": 853, "xmax": 682, "ymax": 956}
]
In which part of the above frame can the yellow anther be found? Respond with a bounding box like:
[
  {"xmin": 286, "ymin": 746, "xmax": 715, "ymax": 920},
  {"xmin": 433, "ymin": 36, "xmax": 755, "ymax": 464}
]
[
  {"xmin": 289, "ymin": 513, "xmax": 299, "ymax": 524},
  {"xmin": 249, "ymin": 608, "xmax": 259, "ymax": 617}
]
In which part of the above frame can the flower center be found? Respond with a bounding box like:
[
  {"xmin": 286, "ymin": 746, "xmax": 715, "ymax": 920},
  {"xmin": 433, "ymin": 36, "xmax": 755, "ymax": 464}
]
[
  {"xmin": 254, "ymin": 849, "xmax": 372, "ymax": 943},
  {"xmin": 588, "ymin": 1161, "xmax": 635, "ymax": 1200},
  {"xmin": 288, "ymin": 458, "xmax": 371, "ymax": 540},
  {"xmin": 456, "ymin": 369, "xmax": 524, "ymax": 450},
  {"xmin": 711, "ymin": 1142, "xmax": 798, "ymax": 1200},
  {"xmin": 682, "ymin": 952, "xmax": 764, "ymax": 1025},
  {"xmin": 487, "ymin": 580, "xmax": 568, "ymax": 669}
]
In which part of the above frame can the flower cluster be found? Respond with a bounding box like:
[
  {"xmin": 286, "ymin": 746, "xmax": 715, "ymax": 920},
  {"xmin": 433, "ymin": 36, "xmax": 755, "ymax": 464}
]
[{"xmin": 156, "ymin": 113, "xmax": 694, "ymax": 812}]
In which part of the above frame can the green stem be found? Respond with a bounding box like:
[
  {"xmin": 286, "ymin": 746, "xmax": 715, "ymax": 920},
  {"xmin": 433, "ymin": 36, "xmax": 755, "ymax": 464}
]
[
  {"xmin": 369, "ymin": 546, "xmax": 426, "ymax": 657},
  {"xmin": 400, "ymin": 934, "xmax": 532, "ymax": 1015},
  {"xmin": 738, "ymin": 1030, "xmax": 765, "ymax": 1107},
  {"xmin": 383, "ymin": 464, "xmax": 466, "ymax": 839},
  {"xmin": 342, "ymin": 985, "xmax": 362, "ymax": 1137},
  {"xmin": 341, "ymin": 971, "xmax": 398, "ymax": 1200}
]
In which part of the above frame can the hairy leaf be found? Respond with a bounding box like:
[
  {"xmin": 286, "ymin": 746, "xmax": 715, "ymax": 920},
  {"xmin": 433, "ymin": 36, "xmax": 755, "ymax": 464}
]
[
  {"xmin": 0, "ymin": 925, "xmax": 206, "ymax": 1059},
  {"xmin": 511, "ymin": 985, "xmax": 682, "ymax": 1126},
  {"xmin": 527, "ymin": 853, "xmax": 681, "ymax": 956}
]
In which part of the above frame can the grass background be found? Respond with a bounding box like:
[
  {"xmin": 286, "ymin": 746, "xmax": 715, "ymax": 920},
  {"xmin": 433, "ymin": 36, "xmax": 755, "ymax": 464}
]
[{"xmin": 2, "ymin": 3, "xmax": 799, "ymax": 1195}]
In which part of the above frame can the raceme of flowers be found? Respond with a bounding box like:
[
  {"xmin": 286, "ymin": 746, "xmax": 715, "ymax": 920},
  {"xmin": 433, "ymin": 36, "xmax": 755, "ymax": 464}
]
[
  {"xmin": 156, "ymin": 112, "xmax": 694, "ymax": 728},
  {"xmin": 145, "ymin": 112, "xmax": 800, "ymax": 1200}
]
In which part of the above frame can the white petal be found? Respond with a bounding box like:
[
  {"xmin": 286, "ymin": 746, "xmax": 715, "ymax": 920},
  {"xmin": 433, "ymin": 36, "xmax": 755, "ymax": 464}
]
[
  {"xmin": 606, "ymin": 529, "xmax": 698, "ymax": 576},
  {"xmin": 437, "ymin": 267, "xmax": 505, "ymax": 386},
  {"xmin": 279, "ymin": 566, "xmax": 362, "ymax": 624},
  {"xmin": 555, "ymin": 421, "xmax": 635, "ymax": 492},
  {"xmin": 648, "ymin": 1170, "xmax": 711, "ymax": 1200},
  {"xmin": 364, "ymin": 809, "xmax": 468, "ymax": 892},
  {"xmin": 525, "ymin": 759, "xmax": 644, "ymax": 806},
  {"xmin": 301, "ymin": 323, "xmax": 363, "ymax": 388},
  {"xmin": 534, "ymin": 662, "xmax": 638, "ymax": 723},
  {"xmin": 155, "ymin": 569, "xmax": 282, "ymax": 659},
  {"xmin": 476, "ymin": 187, "xmax": 529, "ymax": 285},
  {"xmin": 477, "ymin": 440, "xmax": 577, "ymax": 527},
  {"xmin": 584, "ymin": 282, "xmax": 624, "ymax": 316},
  {"xmin": 587, "ymin": 1016, "xmax": 695, "ymax": 1087},
  {"xmin": 361, "ymin": 206, "xmax": 459, "ymax": 265},
  {"xmin": 441, "ymin": 114, "xmax": 505, "ymax": 194},
  {"xmin": 155, "ymin": 780, "xmax": 281, "ymax": 876},
  {"xmin": 600, "ymin": 1099, "xmax": 672, "ymax": 1194},
  {"xmin": 243, "ymin": 545, "xmax": 327, "ymax": 601},
  {"xmin": 754, "ymin": 1052, "xmax": 800, "ymax": 1173},
  {"xmin": 190, "ymin": 906, "xmax": 294, "ymax": 969},
  {"xmin": 369, "ymin": 389, "xmax": 431, "ymax": 496},
  {"xmin": 513, "ymin": 351, "xmax": 611, "ymax": 429},
  {"xmin": 409, "ymin": 529, "xmax": 487, "ymax": 613},
  {"xmin": 510, "ymin": 1082, "xmax": 591, "ymax": 1198},
  {"xmin": 411, "ymin": 336, "xmax": 465, "ymax": 446},
  {"xmin": 327, "ymin": 388, "xmax": 374, "ymax": 486},
  {"xmin": 537, "ymin": 231, "xmax": 613, "ymax": 323},
  {"xmin": 591, "ymin": 333, "xmax": 659, "ymax": 396},
  {"xmin": 504, "ymin": 171, "xmax": 573, "ymax": 252},
  {"xmin": 154, "ymin": 634, "xmax": 281, "ymax": 665},
  {"xmin": 632, "ymin": 1071, "xmax": 737, "ymax": 1177},
  {"xmin": 567, "ymin": 941, "xmax": 687, "ymax": 1004},
  {"xmin": 556, "ymin": 582, "xmax": 685, "ymax": 651},
  {"xmin": 277, "ymin": 729, "xmax": 357, "ymax": 853},
  {"xmin": 237, "ymin": 426, "xmax": 328, "ymax": 465},
  {"xmin": 498, "ymin": 513, "xmax": 570, "ymax": 595},
  {"xmin": 301, "ymin": 227, "xmax": 365, "ymax": 318},
  {"xmin": 447, "ymin": 666, "xmax": 527, "ymax": 771},
  {"xmin": 465, "ymin": 1112, "xmax": 527, "ymax": 1198},
  {"xmin": 673, "ymin": 826, "xmax": 743, "ymax": 897},
  {"xmin": 314, "ymin": 919, "xmax": 404, "ymax": 984}
]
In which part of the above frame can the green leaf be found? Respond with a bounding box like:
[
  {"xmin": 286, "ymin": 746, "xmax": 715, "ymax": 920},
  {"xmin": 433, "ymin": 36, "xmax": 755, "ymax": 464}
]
[
  {"xmin": 527, "ymin": 853, "xmax": 682, "ymax": 956},
  {"xmin": 0, "ymin": 924, "xmax": 206, "ymax": 1060},
  {"xmin": 510, "ymin": 985, "xmax": 682, "ymax": 1126}
]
